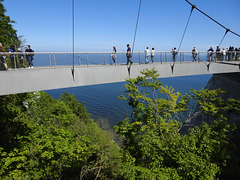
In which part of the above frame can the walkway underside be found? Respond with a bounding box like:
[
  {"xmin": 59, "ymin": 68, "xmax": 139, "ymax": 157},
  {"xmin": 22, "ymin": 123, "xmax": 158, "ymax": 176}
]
[{"xmin": 1, "ymin": 61, "xmax": 239, "ymax": 96}]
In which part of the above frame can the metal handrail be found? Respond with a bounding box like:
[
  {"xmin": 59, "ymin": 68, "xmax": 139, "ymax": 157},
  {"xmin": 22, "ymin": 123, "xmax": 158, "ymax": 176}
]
[
  {"xmin": 1, "ymin": 51, "xmax": 239, "ymax": 55},
  {"xmin": 1, "ymin": 51, "xmax": 239, "ymax": 70}
]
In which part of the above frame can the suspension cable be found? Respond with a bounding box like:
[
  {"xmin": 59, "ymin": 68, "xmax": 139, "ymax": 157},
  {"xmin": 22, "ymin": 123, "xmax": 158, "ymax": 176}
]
[
  {"xmin": 71, "ymin": 0, "xmax": 75, "ymax": 81},
  {"xmin": 177, "ymin": 4, "xmax": 195, "ymax": 52},
  {"xmin": 132, "ymin": 0, "xmax": 142, "ymax": 53},
  {"xmin": 185, "ymin": 0, "xmax": 240, "ymax": 38},
  {"xmin": 219, "ymin": 29, "xmax": 230, "ymax": 46}
]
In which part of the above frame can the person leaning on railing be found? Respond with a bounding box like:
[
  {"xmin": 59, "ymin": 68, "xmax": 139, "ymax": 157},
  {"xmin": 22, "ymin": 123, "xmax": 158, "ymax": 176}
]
[
  {"xmin": 0, "ymin": 43, "xmax": 8, "ymax": 70},
  {"xmin": 207, "ymin": 47, "xmax": 214, "ymax": 62},
  {"xmin": 9, "ymin": 44, "xmax": 18, "ymax": 69},
  {"xmin": 235, "ymin": 47, "xmax": 240, "ymax": 61},
  {"xmin": 17, "ymin": 48, "xmax": 25, "ymax": 68},
  {"xmin": 25, "ymin": 45, "xmax": 34, "ymax": 68},
  {"xmin": 192, "ymin": 47, "xmax": 198, "ymax": 62}
]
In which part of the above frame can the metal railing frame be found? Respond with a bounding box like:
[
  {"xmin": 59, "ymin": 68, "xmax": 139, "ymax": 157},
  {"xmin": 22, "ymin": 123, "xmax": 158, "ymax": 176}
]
[{"xmin": 1, "ymin": 51, "xmax": 239, "ymax": 69}]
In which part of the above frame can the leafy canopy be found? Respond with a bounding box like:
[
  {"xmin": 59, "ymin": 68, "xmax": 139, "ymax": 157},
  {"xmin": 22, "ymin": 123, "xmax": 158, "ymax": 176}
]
[
  {"xmin": 115, "ymin": 68, "xmax": 238, "ymax": 180},
  {"xmin": 0, "ymin": 0, "xmax": 19, "ymax": 48}
]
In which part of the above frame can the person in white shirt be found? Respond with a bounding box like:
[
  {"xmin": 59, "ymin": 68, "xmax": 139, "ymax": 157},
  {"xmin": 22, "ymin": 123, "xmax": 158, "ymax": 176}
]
[
  {"xmin": 192, "ymin": 47, "xmax": 198, "ymax": 62},
  {"xmin": 145, "ymin": 47, "xmax": 150, "ymax": 64},
  {"xmin": 222, "ymin": 48, "xmax": 226, "ymax": 61},
  {"xmin": 111, "ymin": 46, "xmax": 116, "ymax": 64},
  {"xmin": 151, "ymin": 47, "xmax": 155, "ymax": 63}
]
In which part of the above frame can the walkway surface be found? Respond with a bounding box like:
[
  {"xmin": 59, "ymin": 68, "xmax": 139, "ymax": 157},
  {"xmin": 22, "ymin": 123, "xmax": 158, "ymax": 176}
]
[{"xmin": 0, "ymin": 61, "xmax": 240, "ymax": 96}]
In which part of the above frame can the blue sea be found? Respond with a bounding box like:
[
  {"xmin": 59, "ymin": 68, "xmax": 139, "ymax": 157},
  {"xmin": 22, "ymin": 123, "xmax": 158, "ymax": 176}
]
[{"xmin": 45, "ymin": 74, "xmax": 212, "ymax": 127}]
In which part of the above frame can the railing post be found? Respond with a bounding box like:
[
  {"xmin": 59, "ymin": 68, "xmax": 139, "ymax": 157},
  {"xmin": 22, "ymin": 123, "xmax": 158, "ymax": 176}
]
[
  {"xmin": 165, "ymin": 52, "xmax": 167, "ymax": 62},
  {"xmin": 49, "ymin": 54, "xmax": 51, "ymax": 67},
  {"xmin": 78, "ymin": 53, "xmax": 81, "ymax": 65},
  {"xmin": 139, "ymin": 52, "xmax": 141, "ymax": 64},
  {"xmin": 13, "ymin": 55, "xmax": 16, "ymax": 69},
  {"xmin": 182, "ymin": 52, "xmax": 184, "ymax": 62},
  {"xmin": 104, "ymin": 52, "xmax": 106, "ymax": 65},
  {"xmin": 160, "ymin": 52, "xmax": 162, "ymax": 64},
  {"xmin": 198, "ymin": 52, "xmax": 200, "ymax": 62},
  {"xmin": 53, "ymin": 53, "xmax": 56, "ymax": 68},
  {"xmin": 86, "ymin": 53, "xmax": 88, "ymax": 67},
  {"xmin": 180, "ymin": 53, "xmax": 182, "ymax": 63}
]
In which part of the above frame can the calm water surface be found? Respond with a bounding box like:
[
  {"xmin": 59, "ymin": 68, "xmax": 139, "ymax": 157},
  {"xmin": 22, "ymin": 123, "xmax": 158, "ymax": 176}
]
[{"xmin": 45, "ymin": 74, "xmax": 212, "ymax": 127}]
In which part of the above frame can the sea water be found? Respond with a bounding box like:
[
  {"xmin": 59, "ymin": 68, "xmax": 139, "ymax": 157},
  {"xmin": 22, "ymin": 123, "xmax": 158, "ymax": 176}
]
[{"xmin": 45, "ymin": 74, "xmax": 212, "ymax": 127}]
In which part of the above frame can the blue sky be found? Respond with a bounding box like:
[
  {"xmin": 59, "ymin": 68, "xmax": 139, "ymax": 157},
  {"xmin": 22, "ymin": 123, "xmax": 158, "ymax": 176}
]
[{"xmin": 3, "ymin": 0, "xmax": 240, "ymax": 52}]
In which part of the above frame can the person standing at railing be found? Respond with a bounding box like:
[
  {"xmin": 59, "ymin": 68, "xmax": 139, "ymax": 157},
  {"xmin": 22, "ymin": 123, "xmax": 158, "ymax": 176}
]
[
  {"xmin": 17, "ymin": 48, "xmax": 25, "ymax": 68},
  {"xmin": 151, "ymin": 47, "xmax": 155, "ymax": 63},
  {"xmin": 207, "ymin": 47, "xmax": 214, "ymax": 62},
  {"xmin": 215, "ymin": 46, "xmax": 221, "ymax": 61},
  {"xmin": 126, "ymin": 44, "xmax": 132, "ymax": 65},
  {"xmin": 144, "ymin": 47, "xmax": 150, "ymax": 64},
  {"xmin": 228, "ymin": 46, "xmax": 234, "ymax": 61},
  {"xmin": 9, "ymin": 44, "xmax": 18, "ymax": 69},
  {"xmin": 171, "ymin": 47, "xmax": 177, "ymax": 63},
  {"xmin": 192, "ymin": 47, "xmax": 198, "ymax": 62},
  {"xmin": 0, "ymin": 43, "xmax": 8, "ymax": 70},
  {"xmin": 222, "ymin": 48, "xmax": 226, "ymax": 61},
  {"xmin": 25, "ymin": 45, "xmax": 34, "ymax": 68},
  {"xmin": 111, "ymin": 46, "xmax": 117, "ymax": 64},
  {"xmin": 236, "ymin": 47, "xmax": 240, "ymax": 61},
  {"xmin": 235, "ymin": 47, "xmax": 239, "ymax": 61}
]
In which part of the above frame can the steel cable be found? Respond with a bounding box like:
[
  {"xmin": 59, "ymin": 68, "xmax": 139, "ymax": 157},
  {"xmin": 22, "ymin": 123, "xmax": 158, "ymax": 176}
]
[
  {"xmin": 185, "ymin": 0, "xmax": 240, "ymax": 39},
  {"xmin": 177, "ymin": 5, "xmax": 195, "ymax": 52},
  {"xmin": 132, "ymin": 0, "xmax": 142, "ymax": 54}
]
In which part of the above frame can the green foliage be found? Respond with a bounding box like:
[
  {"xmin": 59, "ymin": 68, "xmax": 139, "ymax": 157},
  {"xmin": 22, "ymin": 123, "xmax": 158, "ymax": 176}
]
[
  {"xmin": 115, "ymin": 68, "xmax": 239, "ymax": 179},
  {"xmin": 0, "ymin": 91, "xmax": 122, "ymax": 179},
  {"xmin": 0, "ymin": 0, "xmax": 19, "ymax": 48},
  {"xmin": 1, "ymin": 68, "xmax": 240, "ymax": 179}
]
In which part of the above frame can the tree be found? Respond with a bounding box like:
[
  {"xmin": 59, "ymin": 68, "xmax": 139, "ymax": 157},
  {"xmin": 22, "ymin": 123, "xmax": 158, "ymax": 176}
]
[
  {"xmin": 115, "ymin": 68, "xmax": 238, "ymax": 179},
  {"xmin": 0, "ymin": 91, "xmax": 122, "ymax": 179},
  {"xmin": 0, "ymin": 0, "xmax": 19, "ymax": 48}
]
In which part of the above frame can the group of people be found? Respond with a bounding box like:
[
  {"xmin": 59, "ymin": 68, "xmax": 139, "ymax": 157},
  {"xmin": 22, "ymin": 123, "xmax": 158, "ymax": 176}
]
[
  {"xmin": 191, "ymin": 46, "xmax": 240, "ymax": 62},
  {"xmin": 111, "ymin": 44, "xmax": 238, "ymax": 65},
  {"xmin": 144, "ymin": 47, "xmax": 155, "ymax": 64},
  {"xmin": 111, "ymin": 44, "xmax": 156, "ymax": 65},
  {"xmin": 207, "ymin": 46, "xmax": 240, "ymax": 61},
  {"xmin": 0, "ymin": 43, "xmax": 34, "ymax": 70}
]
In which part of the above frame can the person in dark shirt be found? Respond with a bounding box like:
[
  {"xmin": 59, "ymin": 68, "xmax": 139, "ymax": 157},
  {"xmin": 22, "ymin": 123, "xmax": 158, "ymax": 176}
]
[
  {"xmin": 126, "ymin": 44, "xmax": 132, "ymax": 65},
  {"xmin": 171, "ymin": 47, "xmax": 177, "ymax": 62},
  {"xmin": 215, "ymin": 46, "xmax": 221, "ymax": 61},
  {"xmin": 25, "ymin": 45, "xmax": 34, "ymax": 68},
  {"xmin": 9, "ymin": 44, "xmax": 18, "ymax": 68},
  {"xmin": 207, "ymin": 47, "xmax": 214, "ymax": 62}
]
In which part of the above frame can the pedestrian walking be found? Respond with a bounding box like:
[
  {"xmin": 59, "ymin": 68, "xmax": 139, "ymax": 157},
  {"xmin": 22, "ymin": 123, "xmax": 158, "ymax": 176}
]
[
  {"xmin": 126, "ymin": 44, "xmax": 132, "ymax": 65},
  {"xmin": 111, "ymin": 46, "xmax": 117, "ymax": 64},
  {"xmin": 171, "ymin": 47, "xmax": 177, "ymax": 62}
]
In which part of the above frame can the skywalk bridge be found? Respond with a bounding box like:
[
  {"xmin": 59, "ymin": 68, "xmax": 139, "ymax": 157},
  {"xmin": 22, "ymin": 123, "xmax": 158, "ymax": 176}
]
[{"xmin": 0, "ymin": 51, "xmax": 240, "ymax": 96}]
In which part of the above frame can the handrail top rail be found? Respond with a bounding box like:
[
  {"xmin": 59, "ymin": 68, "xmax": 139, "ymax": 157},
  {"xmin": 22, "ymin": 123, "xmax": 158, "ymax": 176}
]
[{"xmin": 1, "ymin": 51, "xmax": 238, "ymax": 55}]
